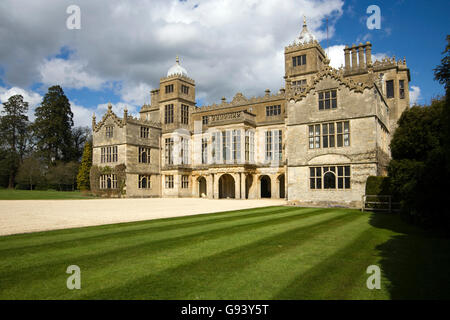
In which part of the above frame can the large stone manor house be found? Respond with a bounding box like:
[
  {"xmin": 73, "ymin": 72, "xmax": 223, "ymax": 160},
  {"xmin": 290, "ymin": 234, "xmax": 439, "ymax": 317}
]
[{"xmin": 91, "ymin": 18, "xmax": 410, "ymax": 207}]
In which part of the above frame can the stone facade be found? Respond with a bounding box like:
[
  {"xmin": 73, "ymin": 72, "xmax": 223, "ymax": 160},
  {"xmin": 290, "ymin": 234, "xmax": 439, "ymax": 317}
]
[{"xmin": 91, "ymin": 19, "xmax": 410, "ymax": 208}]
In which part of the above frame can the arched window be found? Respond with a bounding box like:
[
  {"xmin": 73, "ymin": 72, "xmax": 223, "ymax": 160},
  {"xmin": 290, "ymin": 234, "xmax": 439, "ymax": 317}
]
[
  {"xmin": 324, "ymin": 171, "xmax": 336, "ymax": 189},
  {"xmin": 141, "ymin": 151, "xmax": 147, "ymax": 163},
  {"xmin": 107, "ymin": 177, "xmax": 112, "ymax": 189}
]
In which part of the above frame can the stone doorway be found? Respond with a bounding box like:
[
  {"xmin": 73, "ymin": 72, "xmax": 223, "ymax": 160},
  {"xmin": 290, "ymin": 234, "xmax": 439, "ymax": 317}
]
[
  {"xmin": 198, "ymin": 177, "xmax": 207, "ymax": 198},
  {"xmin": 219, "ymin": 174, "xmax": 235, "ymax": 199},
  {"xmin": 260, "ymin": 175, "xmax": 271, "ymax": 198}
]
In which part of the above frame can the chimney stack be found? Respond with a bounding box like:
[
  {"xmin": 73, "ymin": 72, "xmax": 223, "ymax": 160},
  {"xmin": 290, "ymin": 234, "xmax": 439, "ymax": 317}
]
[
  {"xmin": 365, "ymin": 42, "xmax": 372, "ymax": 67},
  {"xmin": 344, "ymin": 46, "xmax": 351, "ymax": 71},
  {"xmin": 358, "ymin": 43, "xmax": 365, "ymax": 69},
  {"xmin": 351, "ymin": 45, "xmax": 358, "ymax": 71}
]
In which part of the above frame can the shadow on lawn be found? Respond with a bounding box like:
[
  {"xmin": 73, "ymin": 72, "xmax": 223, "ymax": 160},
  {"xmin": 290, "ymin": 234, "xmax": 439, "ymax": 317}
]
[{"xmin": 369, "ymin": 213, "xmax": 450, "ymax": 299}]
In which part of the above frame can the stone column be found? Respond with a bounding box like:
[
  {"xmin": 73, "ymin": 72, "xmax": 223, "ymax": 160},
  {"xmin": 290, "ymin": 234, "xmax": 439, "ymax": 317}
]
[
  {"xmin": 241, "ymin": 173, "xmax": 246, "ymax": 199},
  {"xmin": 234, "ymin": 173, "xmax": 241, "ymax": 199},
  {"xmin": 358, "ymin": 43, "xmax": 365, "ymax": 69},
  {"xmin": 213, "ymin": 173, "xmax": 219, "ymax": 199},
  {"xmin": 271, "ymin": 175, "xmax": 279, "ymax": 199},
  {"xmin": 351, "ymin": 45, "xmax": 358, "ymax": 71},
  {"xmin": 207, "ymin": 174, "xmax": 214, "ymax": 199}
]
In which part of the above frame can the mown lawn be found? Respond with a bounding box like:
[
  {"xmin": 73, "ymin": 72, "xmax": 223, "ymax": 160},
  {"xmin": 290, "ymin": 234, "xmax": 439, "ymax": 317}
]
[
  {"xmin": 0, "ymin": 189, "xmax": 95, "ymax": 200},
  {"xmin": 0, "ymin": 206, "xmax": 449, "ymax": 299}
]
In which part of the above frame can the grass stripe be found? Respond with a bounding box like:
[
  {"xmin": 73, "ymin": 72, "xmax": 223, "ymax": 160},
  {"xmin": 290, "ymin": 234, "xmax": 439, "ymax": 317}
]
[
  {"xmin": 0, "ymin": 208, "xmax": 347, "ymax": 299},
  {"xmin": 78, "ymin": 210, "xmax": 360, "ymax": 299},
  {"xmin": 0, "ymin": 207, "xmax": 324, "ymax": 269}
]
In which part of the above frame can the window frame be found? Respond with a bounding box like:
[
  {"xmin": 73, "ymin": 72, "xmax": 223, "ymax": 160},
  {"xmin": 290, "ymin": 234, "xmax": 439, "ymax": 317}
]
[
  {"xmin": 164, "ymin": 104, "xmax": 174, "ymax": 124},
  {"xmin": 138, "ymin": 175, "xmax": 151, "ymax": 189},
  {"xmin": 386, "ymin": 80, "xmax": 394, "ymax": 98},
  {"xmin": 309, "ymin": 166, "xmax": 351, "ymax": 190},
  {"xmin": 318, "ymin": 89, "xmax": 337, "ymax": 110}
]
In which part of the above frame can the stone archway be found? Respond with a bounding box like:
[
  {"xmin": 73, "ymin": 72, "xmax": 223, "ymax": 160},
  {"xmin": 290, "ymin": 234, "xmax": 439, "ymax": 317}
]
[
  {"xmin": 260, "ymin": 175, "xmax": 271, "ymax": 198},
  {"xmin": 198, "ymin": 177, "xmax": 207, "ymax": 198},
  {"xmin": 219, "ymin": 174, "xmax": 235, "ymax": 199},
  {"xmin": 278, "ymin": 174, "xmax": 285, "ymax": 199}
]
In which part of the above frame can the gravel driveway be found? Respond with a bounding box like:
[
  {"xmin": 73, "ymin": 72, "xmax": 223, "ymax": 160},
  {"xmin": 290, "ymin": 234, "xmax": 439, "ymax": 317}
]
[{"xmin": 0, "ymin": 198, "xmax": 286, "ymax": 236}]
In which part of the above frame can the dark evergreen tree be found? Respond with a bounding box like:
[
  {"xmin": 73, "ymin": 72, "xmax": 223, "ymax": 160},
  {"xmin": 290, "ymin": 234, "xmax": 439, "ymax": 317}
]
[
  {"xmin": 76, "ymin": 140, "xmax": 92, "ymax": 191},
  {"xmin": 33, "ymin": 85, "xmax": 75, "ymax": 163},
  {"xmin": 0, "ymin": 94, "xmax": 30, "ymax": 188}
]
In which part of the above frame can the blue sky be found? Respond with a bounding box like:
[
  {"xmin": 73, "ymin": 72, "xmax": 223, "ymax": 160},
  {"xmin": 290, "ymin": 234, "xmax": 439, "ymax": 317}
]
[{"xmin": 0, "ymin": 0, "xmax": 448, "ymax": 127}]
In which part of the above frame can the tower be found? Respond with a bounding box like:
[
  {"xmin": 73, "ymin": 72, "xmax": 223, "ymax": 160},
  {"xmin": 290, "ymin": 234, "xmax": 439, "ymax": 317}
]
[
  {"xmin": 284, "ymin": 17, "xmax": 327, "ymax": 93},
  {"xmin": 159, "ymin": 56, "xmax": 196, "ymax": 132}
]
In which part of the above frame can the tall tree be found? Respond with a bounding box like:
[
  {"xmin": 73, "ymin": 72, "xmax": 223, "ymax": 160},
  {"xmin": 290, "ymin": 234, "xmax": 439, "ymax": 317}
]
[
  {"xmin": 33, "ymin": 85, "xmax": 74, "ymax": 163},
  {"xmin": 434, "ymin": 35, "xmax": 450, "ymax": 176},
  {"xmin": 72, "ymin": 126, "xmax": 91, "ymax": 161},
  {"xmin": 76, "ymin": 140, "xmax": 92, "ymax": 191},
  {"xmin": 0, "ymin": 94, "xmax": 30, "ymax": 188}
]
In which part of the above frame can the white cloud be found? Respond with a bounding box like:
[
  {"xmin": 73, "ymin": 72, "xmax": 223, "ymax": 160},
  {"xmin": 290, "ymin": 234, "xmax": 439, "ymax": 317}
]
[
  {"xmin": 326, "ymin": 45, "xmax": 346, "ymax": 69},
  {"xmin": 38, "ymin": 58, "xmax": 106, "ymax": 90},
  {"xmin": 119, "ymin": 82, "xmax": 153, "ymax": 106},
  {"xmin": 409, "ymin": 86, "xmax": 421, "ymax": 106},
  {"xmin": 0, "ymin": 0, "xmax": 345, "ymax": 105},
  {"xmin": 71, "ymin": 102, "xmax": 94, "ymax": 128}
]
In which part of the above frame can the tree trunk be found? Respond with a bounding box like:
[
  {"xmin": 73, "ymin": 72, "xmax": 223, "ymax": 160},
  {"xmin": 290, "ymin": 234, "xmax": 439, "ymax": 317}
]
[{"xmin": 8, "ymin": 171, "xmax": 15, "ymax": 189}]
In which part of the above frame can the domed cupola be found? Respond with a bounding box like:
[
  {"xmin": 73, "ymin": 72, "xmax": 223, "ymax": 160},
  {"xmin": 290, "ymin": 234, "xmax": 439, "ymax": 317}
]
[
  {"xmin": 167, "ymin": 56, "xmax": 188, "ymax": 77},
  {"xmin": 294, "ymin": 16, "xmax": 316, "ymax": 45}
]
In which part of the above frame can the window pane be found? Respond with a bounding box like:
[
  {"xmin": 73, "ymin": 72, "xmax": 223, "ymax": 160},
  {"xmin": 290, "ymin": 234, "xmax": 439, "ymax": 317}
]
[
  {"xmin": 317, "ymin": 178, "xmax": 322, "ymax": 189},
  {"xmin": 322, "ymin": 124, "xmax": 328, "ymax": 135},
  {"xmin": 332, "ymin": 99, "xmax": 337, "ymax": 109},
  {"xmin": 337, "ymin": 134, "xmax": 343, "ymax": 147},
  {"xmin": 345, "ymin": 177, "xmax": 350, "ymax": 189},
  {"xmin": 329, "ymin": 135, "xmax": 335, "ymax": 147},
  {"xmin": 325, "ymin": 100, "xmax": 330, "ymax": 109},
  {"xmin": 309, "ymin": 126, "xmax": 314, "ymax": 136},
  {"xmin": 310, "ymin": 167, "xmax": 315, "ymax": 177},
  {"xmin": 331, "ymin": 90, "xmax": 337, "ymax": 98},
  {"xmin": 316, "ymin": 167, "xmax": 321, "ymax": 176},
  {"xmin": 319, "ymin": 101, "xmax": 324, "ymax": 110},
  {"xmin": 337, "ymin": 122, "xmax": 342, "ymax": 133},
  {"xmin": 319, "ymin": 92, "xmax": 323, "ymax": 100},
  {"xmin": 345, "ymin": 166, "xmax": 350, "ymax": 176},
  {"xmin": 310, "ymin": 178, "xmax": 315, "ymax": 189},
  {"xmin": 315, "ymin": 125, "xmax": 320, "ymax": 136},
  {"xmin": 338, "ymin": 166, "xmax": 343, "ymax": 176},
  {"xmin": 329, "ymin": 123, "xmax": 334, "ymax": 134},
  {"xmin": 325, "ymin": 92, "xmax": 330, "ymax": 99},
  {"xmin": 338, "ymin": 177, "xmax": 343, "ymax": 189}
]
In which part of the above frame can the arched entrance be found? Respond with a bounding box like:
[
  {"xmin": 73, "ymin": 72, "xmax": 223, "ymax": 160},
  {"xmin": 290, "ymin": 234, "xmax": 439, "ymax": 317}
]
[
  {"xmin": 198, "ymin": 177, "xmax": 207, "ymax": 197},
  {"xmin": 219, "ymin": 174, "xmax": 235, "ymax": 199},
  {"xmin": 278, "ymin": 174, "xmax": 285, "ymax": 199},
  {"xmin": 260, "ymin": 175, "xmax": 271, "ymax": 198}
]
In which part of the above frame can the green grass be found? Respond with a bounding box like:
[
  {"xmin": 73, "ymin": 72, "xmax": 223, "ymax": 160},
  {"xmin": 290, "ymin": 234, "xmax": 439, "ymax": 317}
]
[
  {"xmin": 0, "ymin": 189, "xmax": 95, "ymax": 200},
  {"xmin": 0, "ymin": 206, "xmax": 449, "ymax": 299}
]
